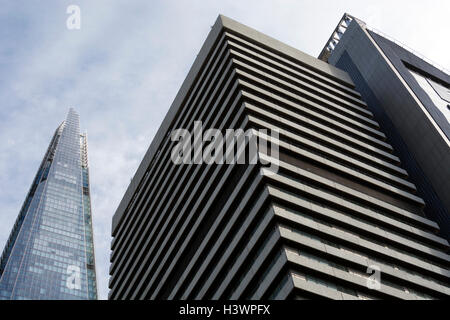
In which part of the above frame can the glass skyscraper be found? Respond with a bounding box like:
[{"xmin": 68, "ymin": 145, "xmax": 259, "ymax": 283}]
[{"xmin": 0, "ymin": 109, "xmax": 97, "ymax": 300}]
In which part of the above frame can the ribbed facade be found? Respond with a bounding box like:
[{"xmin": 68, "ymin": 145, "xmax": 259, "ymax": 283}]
[{"xmin": 109, "ymin": 15, "xmax": 450, "ymax": 300}]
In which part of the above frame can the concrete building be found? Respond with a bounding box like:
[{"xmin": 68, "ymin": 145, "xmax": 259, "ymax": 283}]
[
  {"xmin": 319, "ymin": 13, "xmax": 450, "ymax": 241},
  {"xmin": 109, "ymin": 15, "xmax": 450, "ymax": 300}
]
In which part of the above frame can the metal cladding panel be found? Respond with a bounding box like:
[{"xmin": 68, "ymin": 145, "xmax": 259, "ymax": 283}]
[{"xmin": 326, "ymin": 18, "xmax": 450, "ymax": 242}]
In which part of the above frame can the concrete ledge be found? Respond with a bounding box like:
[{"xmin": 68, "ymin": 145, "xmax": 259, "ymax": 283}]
[{"xmin": 112, "ymin": 14, "xmax": 358, "ymax": 234}]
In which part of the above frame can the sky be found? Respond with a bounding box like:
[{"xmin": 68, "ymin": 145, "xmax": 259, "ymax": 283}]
[{"xmin": 0, "ymin": 0, "xmax": 448, "ymax": 300}]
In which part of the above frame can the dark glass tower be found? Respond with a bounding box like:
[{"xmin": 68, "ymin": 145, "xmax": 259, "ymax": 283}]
[
  {"xmin": 109, "ymin": 16, "xmax": 450, "ymax": 300},
  {"xmin": 0, "ymin": 109, "xmax": 97, "ymax": 300},
  {"xmin": 319, "ymin": 14, "xmax": 450, "ymax": 241}
]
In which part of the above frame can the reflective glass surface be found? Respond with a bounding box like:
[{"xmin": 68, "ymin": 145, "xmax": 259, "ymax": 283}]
[
  {"xmin": 0, "ymin": 109, "xmax": 97, "ymax": 300},
  {"xmin": 408, "ymin": 68, "xmax": 450, "ymax": 124}
]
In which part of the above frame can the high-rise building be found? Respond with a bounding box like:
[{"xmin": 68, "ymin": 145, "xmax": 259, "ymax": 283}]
[
  {"xmin": 0, "ymin": 109, "xmax": 97, "ymax": 300},
  {"xmin": 319, "ymin": 14, "xmax": 450, "ymax": 241},
  {"xmin": 109, "ymin": 15, "xmax": 450, "ymax": 300}
]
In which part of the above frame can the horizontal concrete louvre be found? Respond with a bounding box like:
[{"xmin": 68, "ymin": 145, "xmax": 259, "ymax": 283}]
[
  {"xmin": 223, "ymin": 31, "xmax": 362, "ymax": 98},
  {"xmin": 110, "ymin": 56, "xmax": 239, "ymax": 293},
  {"xmin": 111, "ymin": 82, "xmax": 243, "ymax": 297},
  {"xmin": 271, "ymin": 202, "xmax": 450, "ymax": 281},
  {"xmin": 110, "ymin": 33, "xmax": 230, "ymax": 253},
  {"xmin": 110, "ymin": 54, "xmax": 236, "ymax": 250},
  {"xmin": 231, "ymin": 55, "xmax": 377, "ymax": 127},
  {"xmin": 225, "ymin": 37, "xmax": 370, "ymax": 113},
  {"xmin": 284, "ymin": 237, "xmax": 448, "ymax": 299},
  {"xmin": 118, "ymin": 93, "xmax": 248, "ymax": 299},
  {"xmin": 169, "ymin": 175, "xmax": 269, "ymax": 299},
  {"xmin": 110, "ymin": 16, "xmax": 450, "ymax": 300},
  {"xmin": 184, "ymin": 172, "xmax": 267, "ymax": 299},
  {"xmin": 232, "ymin": 58, "xmax": 376, "ymax": 129},
  {"xmin": 255, "ymin": 132, "xmax": 423, "ymax": 206},
  {"xmin": 332, "ymin": 177, "xmax": 437, "ymax": 230},
  {"xmin": 276, "ymin": 216, "xmax": 450, "ymax": 296},
  {"xmin": 239, "ymin": 83, "xmax": 393, "ymax": 152},
  {"xmin": 111, "ymin": 77, "xmax": 238, "ymax": 273},
  {"xmin": 217, "ymin": 218, "xmax": 281, "ymax": 299},
  {"xmin": 269, "ymin": 273, "xmax": 294, "ymax": 300},
  {"xmin": 248, "ymin": 115, "xmax": 414, "ymax": 190},
  {"xmin": 242, "ymin": 92, "xmax": 400, "ymax": 164},
  {"xmin": 286, "ymin": 247, "xmax": 378, "ymax": 299},
  {"xmin": 111, "ymin": 99, "xmax": 240, "ymax": 290},
  {"xmin": 126, "ymin": 94, "xmax": 255, "ymax": 299},
  {"xmin": 220, "ymin": 15, "xmax": 353, "ymax": 84},
  {"xmin": 111, "ymin": 27, "xmax": 230, "ymax": 236},
  {"xmin": 265, "ymin": 184, "xmax": 449, "ymax": 266},
  {"xmin": 245, "ymin": 103, "xmax": 406, "ymax": 177},
  {"xmin": 291, "ymin": 274, "xmax": 345, "ymax": 299},
  {"xmin": 129, "ymin": 160, "xmax": 251, "ymax": 300},
  {"xmin": 249, "ymin": 249, "xmax": 288, "ymax": 299},
  {"xmin": 236, "ymin": 69, "xmax": 386, "ymax": 140},
  {"xmin": 280, "ymin": 154, "xmax": 423, "ymax": 216},
  {"xmin": 284, "ymin": 247, "xmax": 417, "ymax": 299},
  {"xmin": 259, "ymin": 161, "xmax": 445, "ymax": 249},
  {"xmin": 135, "ymin": 112, "xmax": 255, "ymax": 299}
]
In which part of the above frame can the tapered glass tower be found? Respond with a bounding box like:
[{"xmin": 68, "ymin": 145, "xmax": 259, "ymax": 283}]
[{"xmin": 0, "ymin": 109, "xmax": 97, "ymax": 300}]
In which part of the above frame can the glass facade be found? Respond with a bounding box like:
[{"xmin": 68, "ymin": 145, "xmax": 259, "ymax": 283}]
[
  {"xmin": 407, "ymin": 68, "xmax": 450, "ymax": 124},
  {"xmin": 0, "ymin": 109, "xmax": 97, "ymax": 300}
]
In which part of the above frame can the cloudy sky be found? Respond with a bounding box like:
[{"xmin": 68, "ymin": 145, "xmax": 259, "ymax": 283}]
[{"xmin": 0, "ymin": 0, "xmax": 448, "ymax": 300}]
